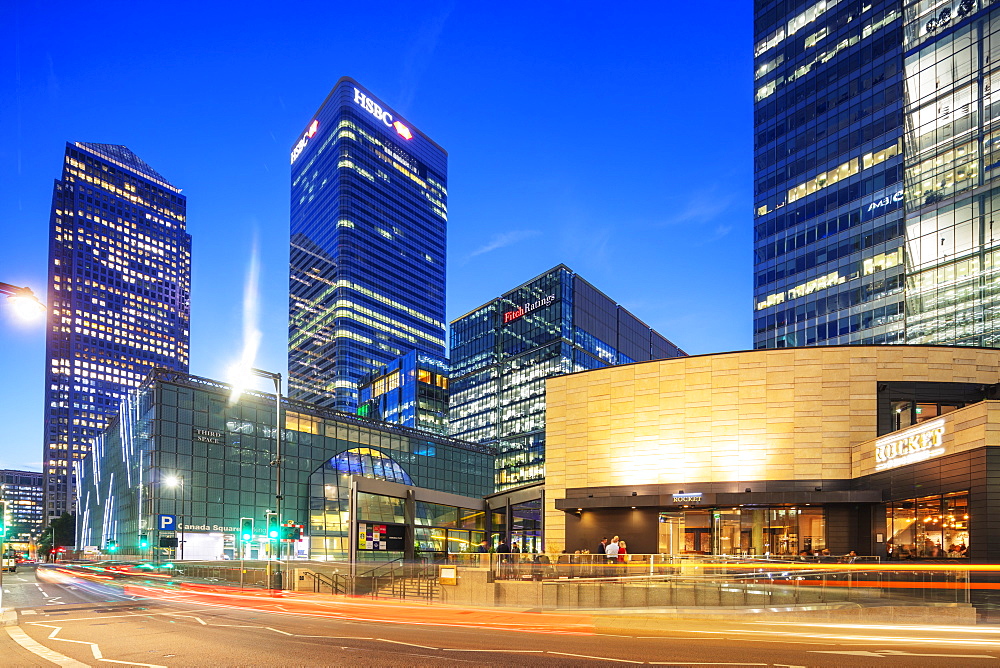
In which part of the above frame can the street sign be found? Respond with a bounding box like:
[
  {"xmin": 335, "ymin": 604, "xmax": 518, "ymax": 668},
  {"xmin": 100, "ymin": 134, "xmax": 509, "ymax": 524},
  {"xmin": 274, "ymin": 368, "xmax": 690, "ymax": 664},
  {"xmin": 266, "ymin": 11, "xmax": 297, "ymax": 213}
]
[
  {"xmin": 158, "ymin": 514, "xmax": 177, "ymax": 531},
  {"xmin": 159, "ymin": 537, "xmax": 178, "ymax": 548}
]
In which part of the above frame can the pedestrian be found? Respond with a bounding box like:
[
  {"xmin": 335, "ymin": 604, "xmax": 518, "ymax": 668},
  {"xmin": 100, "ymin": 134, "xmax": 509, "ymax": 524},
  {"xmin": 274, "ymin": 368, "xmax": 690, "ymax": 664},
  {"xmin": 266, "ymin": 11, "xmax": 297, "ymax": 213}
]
[
  {"xmin": 843, "ymin": 550, "xmax": 858, "ymax": 563},
  {"xmin": 605, "ymin": 535, "xmax": 620, "ymax": 564},
  {"xmin": 595, "ymin": 536, "xmax": 608, "ymax": 556},
  {"xmin": 618, "ymin": 539, "xmax": 629, "ymax": 563},
  {"xmin": 496, "ymin": 537, "xmax": 511, "ymax": 579},
  {"xmin": 818, "ymin": 548, "xmax": 834, "ymax": 562}
]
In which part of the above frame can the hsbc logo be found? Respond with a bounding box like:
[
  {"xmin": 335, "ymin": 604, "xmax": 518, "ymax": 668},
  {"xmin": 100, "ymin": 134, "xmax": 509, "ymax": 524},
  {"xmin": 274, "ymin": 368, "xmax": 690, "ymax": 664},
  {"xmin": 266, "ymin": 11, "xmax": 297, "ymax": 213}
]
[
  {"xmin": 353, "ymin": 88, "xmax": 413, "ymax": 140},
  {"xmin": 290, "ymin": 119, "xmax": 319, "ymax": 165}
]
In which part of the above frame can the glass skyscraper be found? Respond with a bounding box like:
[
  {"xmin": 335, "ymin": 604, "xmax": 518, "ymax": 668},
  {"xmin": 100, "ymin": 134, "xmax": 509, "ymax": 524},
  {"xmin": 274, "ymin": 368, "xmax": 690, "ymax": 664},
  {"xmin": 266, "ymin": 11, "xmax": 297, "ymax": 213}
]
[
  {"xmin": 449, "ymin": 265, "xmax": 686, "ymax": 490},
  {"xmin": 753, "ymin": 0, "xmax": 907, "ymax": 348},
  {"xmin": 903, "ymin": 0, "xmax": 1000, "ymax": 345},
  {"xmin": 289, "ymin": 77, "xmax": 447, "ymax": 412},
  {"xmin": 43, "ymin": 142, "xmax": 191, "ymax": 519},
  {"xmin": 357, "ymin": 351, "xmax": 450, "ymax": 435},
  {"xmin": 0, "ymin": 470, "xmax": 44, "ymax": 550}
]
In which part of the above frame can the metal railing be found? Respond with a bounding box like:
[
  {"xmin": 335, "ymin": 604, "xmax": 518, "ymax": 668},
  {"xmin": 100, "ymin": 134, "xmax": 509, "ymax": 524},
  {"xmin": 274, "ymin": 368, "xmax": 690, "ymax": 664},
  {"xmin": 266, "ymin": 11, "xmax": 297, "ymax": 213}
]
[
  {"xmin": 351, "ymin": 558, "xmax": 440, "ymax": 602},
  {"xmin": 300, "ymin": 570, "xmax": 349, "ymax": 595}
]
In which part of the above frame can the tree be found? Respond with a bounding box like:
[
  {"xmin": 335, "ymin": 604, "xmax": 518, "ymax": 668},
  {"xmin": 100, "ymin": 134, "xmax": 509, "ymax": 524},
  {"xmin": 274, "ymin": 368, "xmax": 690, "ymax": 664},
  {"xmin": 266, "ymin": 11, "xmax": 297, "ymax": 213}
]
[{"xmin": 37, "ymin": 512, "xmax": 75, "ymax": 560}]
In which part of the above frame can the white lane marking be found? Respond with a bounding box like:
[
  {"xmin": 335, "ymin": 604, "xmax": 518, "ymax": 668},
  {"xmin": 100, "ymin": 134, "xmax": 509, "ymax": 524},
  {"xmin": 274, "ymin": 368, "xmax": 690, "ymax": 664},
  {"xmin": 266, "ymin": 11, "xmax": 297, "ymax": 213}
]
[
  {"xmin": 4, "ymin": 625, "xmax": 90, "ymax": 667},
  {"xmin": 33, "ymin": 624, "xmax": 166, "ymax": 668},
  {"xmin": 378, "ymin": 638, "xmax": 439, "ymax": 650},
  {"xmin": 22, "ymin": 610, "xmax": 38, "ymax": 615},
  {"xmin": 442, "ymin": 649, "xmax": 544, "ymax": 653},
  {"xmin": 548, "ymin": 651, "xmax": 644, "ymax": 663},
  {"xmin": 162, "ymin": 613, "xmax": 206, "ymax": 625},
  {"xmin": 810, "ymin": 649, "xmax": 996, "ymax": 659},
  {"xmin": 264, "ymin": 627, "xmax": 293, "ymax": 636}
]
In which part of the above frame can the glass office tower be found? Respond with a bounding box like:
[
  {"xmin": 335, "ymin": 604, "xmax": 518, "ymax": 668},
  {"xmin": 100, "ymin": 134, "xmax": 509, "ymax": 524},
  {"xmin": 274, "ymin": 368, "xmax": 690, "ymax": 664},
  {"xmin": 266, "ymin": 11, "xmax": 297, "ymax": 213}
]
[
  {"xmin": 357, "ymin": 351, "xmax": 450, "ymax": 435},
  {"xmin": 753, "ymin": 1, "xmax": 907, "ymax": 348},
  {"xmin": 903, "ymin": 1, "xmax": 1000, "ymax": 345},
  {"xmin": 0, "ymin": 470, "xmax": 44, "ymax": 551},
  {"xmin": 450, "ymin": 265, "xmax": 686, "ymax": 490},
  {"xmin": 43, "ymin": 142, "xmax": 191, "ymax": 519},
  {"xmin": 289, "ymin": 77, "xmax": 448, "ymax": 412}
]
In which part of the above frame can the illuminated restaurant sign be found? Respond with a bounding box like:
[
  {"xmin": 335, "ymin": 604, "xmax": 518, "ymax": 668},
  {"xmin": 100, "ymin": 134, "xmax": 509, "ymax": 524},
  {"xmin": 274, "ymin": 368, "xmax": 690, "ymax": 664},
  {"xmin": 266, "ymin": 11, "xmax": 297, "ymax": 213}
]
[
  {"xmin": 874, "ymin": 418, "xmax": 945, "ymax": 471},
  {"xmin": 353, "ymin": 88, "xmax": 413, "ymax": 140},
  {"xmin": 503, "ymin": 294, "xmax": 556, "ymax": 324},
  {"xmin": 290, "ymin": 119, "xmax": 319, "ymax": 164},
  {"xmin": 672, "ymin": 493, "xmax": 702, "ymax": 503}
]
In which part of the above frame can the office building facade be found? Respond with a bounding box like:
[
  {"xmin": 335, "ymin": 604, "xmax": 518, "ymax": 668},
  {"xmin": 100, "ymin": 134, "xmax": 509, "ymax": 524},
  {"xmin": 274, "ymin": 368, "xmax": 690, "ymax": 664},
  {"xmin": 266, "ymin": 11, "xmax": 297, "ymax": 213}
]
[
  {"xmin": 358, "ymin": 350, "xmax": 449, "ymax": 435},
  {"xmin": 450, "ymin": 265, "xmax": 686, "ymax": 490},
  {"xmin": 753, "ymin": 0, "xmax": 907, "ymax": 348},
  {"xmin": 903, "ymin": 1, "xmax": 1000, "ymax": 345},
  {"xmin": 43, "ymin": 142, "xmax": 191, "ymax": 518},
  {"xmin": 289, "ymin": 77, "xmax": 448, "ymax": 412},
  {"xmin": 0, "ymin": 470, "xmax": 44, "ymax": 551},
  {"xmin": 77, "ymin": 369, "xmax": 494, "ymax": 561}
]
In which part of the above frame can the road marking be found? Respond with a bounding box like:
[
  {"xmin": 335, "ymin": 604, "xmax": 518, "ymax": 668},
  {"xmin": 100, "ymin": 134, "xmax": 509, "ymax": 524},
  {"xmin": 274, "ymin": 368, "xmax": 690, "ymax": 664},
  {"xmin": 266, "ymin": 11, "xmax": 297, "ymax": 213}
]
[
  {"xmin": 32, "ymin": 624, "xmax": 166, "ymax": 668},
  {"xmin": 4, "ymin": 626, "xmax": 90, "ymax": 667},
  {"xmin": 442, "ymin": 649, "xmax": 544, "ymax": 653},
  {"xmin": 548, "ymin": 652, "xmax": 643, "ymax": 663},
  {"xmin": 810, "ymin": 649, "xmax": 996, "ymax": 659},
  {"xmin": 22, "ymin": 610, "xmax": 38, "ymax": 615},
  {"xmin": 163, "ymin": 613, "xmax": 206, "ymax": 625},
  {"xmin": 378, "ymin": 639, "xmax": 439, "ymax": 650},
  {"xmin": 265, "ymin": 627, "xmax": 293, "ymax": 636}
]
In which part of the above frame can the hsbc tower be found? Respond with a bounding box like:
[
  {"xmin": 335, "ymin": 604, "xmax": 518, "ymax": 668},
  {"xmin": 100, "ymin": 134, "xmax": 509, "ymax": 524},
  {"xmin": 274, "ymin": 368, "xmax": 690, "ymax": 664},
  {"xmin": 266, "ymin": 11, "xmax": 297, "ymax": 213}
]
[{"xmin": 289, "ymin": 77, "xmax": 448, "ymax": 411}]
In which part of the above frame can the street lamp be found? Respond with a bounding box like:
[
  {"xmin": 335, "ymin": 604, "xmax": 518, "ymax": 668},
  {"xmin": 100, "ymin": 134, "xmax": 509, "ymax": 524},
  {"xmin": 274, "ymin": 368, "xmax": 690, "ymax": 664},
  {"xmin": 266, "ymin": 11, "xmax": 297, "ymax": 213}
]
[
  {"xmin": 0, "ymin": 282, "xmax": 45, "ymax": 321},
  {"xmin": 164, "ymin": 474, "xmax": 188, "ymax": 561},
  {"xmin": 230, "ymin": 367, "xmax": 282, "ymax": 588}
]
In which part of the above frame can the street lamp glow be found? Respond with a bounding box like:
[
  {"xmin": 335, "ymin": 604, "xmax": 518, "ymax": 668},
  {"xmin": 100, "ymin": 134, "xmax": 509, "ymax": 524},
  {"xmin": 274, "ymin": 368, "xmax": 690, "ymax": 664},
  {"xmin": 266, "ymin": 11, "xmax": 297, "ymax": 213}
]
[
  {"xmin": 0, "ymin": 283, "xmax": 45, "ymax": 321},
  {"xmin": 164, "ymin": 475, "xmax": 181, "ymax": 488}
]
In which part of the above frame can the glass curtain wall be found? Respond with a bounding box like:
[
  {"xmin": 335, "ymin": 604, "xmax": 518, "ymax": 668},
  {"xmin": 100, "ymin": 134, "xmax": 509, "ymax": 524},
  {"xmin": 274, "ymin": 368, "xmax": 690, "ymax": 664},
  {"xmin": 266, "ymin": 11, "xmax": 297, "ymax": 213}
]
[
  {"xmin": 887, "ymin": 491, "xmax": 970, "ymax": 557},
  {"xmin": 657, "ymin": 507, "xmax": 826, "ymax": 556},
  {"xmin": 904, "ymin": 5, "xmax": 1000, "ymax": 345}
]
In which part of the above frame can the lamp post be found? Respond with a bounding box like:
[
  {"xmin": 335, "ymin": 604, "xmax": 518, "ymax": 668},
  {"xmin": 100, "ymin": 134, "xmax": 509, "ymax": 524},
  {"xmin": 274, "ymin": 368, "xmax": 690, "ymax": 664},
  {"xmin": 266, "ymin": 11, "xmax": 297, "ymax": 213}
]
[
  {"xmin": 230, "ymin": 368, "xmax": 282, "ymax": 589},
  {"xmin": 0, "ymin": 282, "xmax": 46, "ymax": 320},
  {"xmin": 164, "ymin": 475, "xmax": 187, "ymax": 561}
]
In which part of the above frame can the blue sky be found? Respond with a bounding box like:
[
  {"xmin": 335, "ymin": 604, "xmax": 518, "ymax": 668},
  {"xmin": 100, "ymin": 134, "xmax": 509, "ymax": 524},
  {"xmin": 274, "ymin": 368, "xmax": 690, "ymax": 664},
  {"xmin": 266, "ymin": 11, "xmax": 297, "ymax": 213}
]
[{"xmin": 0, "ymin": 1, "xmax": 752, "ymax": 471}]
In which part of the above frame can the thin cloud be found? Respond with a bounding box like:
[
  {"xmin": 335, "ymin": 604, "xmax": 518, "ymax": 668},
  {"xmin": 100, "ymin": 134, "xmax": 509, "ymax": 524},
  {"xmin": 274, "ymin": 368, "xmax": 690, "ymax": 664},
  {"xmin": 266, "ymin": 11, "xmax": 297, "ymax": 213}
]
[
  {"xmin": 397, "ymin": 4, "xmax": 454, "ymax": 112},
  {"xmin": 701, "ymin": 223, "xmax": 734, "ymax": 244},
  {"xmin": 467, "ymin": 230, "xmax": 541, "ymax": 259},
  {"xmin": 661, "ymin": 189, "xmax": 734, "ymax": 227}
]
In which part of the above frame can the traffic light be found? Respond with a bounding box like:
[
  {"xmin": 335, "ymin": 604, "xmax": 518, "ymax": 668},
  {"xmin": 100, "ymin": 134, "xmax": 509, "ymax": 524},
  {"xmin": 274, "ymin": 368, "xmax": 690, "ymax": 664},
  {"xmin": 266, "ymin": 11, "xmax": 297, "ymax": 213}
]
[
  {"xmin": 281, "ymin": 524, "xmax": 302, "ymax": 541},
  {"xmin": 107, "ymin": 540, "xmax": 118, "ymax": 553},
  {"xmin": 240, "ymin": 517, "xmax": 254, "ymax": 541},
  {"xmin": 138, "ymin": 534, "xmax": 149, "ymax": 549},
  {"xmin": 266, "ymin": 512, "xmax": 279, "ymax": 539}
]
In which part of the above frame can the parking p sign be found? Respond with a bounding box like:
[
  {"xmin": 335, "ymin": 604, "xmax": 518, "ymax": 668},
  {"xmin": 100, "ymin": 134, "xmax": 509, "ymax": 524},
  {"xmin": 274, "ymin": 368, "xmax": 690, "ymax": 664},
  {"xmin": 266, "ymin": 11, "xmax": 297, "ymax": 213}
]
[{"xmin": 158, "ymin": 514, "xmax": 177, "ymax": 531}]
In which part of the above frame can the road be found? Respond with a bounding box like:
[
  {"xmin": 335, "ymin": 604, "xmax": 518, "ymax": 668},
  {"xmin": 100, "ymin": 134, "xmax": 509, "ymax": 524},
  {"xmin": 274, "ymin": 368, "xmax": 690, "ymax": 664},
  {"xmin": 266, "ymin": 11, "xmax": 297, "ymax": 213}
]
[{"xmin": 0, "ymin": 564, "xmax": 999, "ymax": 666}]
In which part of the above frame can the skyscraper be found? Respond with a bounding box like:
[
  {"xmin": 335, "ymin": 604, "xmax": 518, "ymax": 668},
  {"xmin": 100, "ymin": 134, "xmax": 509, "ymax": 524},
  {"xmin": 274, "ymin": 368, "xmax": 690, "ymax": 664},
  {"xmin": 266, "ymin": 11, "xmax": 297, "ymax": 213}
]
[
  {"xmin": 752, "ymin": 1, "xmax": 906, "ymax": 348},
  {"xmin": 42, "ymin": 142, "xmax": 190, "ymax": 519},
  {"xmin": 449, "ymin": 265, "xmax": 686, "ymax": 490},
  {"xmin": 289, "ymin": 77, "xmax": 448, "ymax": 412},
  {"xmin": 902, "ymin": 1, "xmax": 1000, "ymax": 346}
]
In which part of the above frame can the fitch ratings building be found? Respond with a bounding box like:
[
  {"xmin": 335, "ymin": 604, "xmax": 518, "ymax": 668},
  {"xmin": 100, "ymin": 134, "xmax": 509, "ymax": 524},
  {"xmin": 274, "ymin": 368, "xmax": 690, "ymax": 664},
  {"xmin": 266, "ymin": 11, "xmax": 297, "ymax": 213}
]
[
  {"xmin": 449, "ymin": 265, "xmax": 686, "ymax": 490},
  {"xmin": 289, "ymin": 77, "xmax": 448, "ymax": 412},
  {"xmin": 43, "ymin": 142, "xmax": 191, "ymax": 518}
]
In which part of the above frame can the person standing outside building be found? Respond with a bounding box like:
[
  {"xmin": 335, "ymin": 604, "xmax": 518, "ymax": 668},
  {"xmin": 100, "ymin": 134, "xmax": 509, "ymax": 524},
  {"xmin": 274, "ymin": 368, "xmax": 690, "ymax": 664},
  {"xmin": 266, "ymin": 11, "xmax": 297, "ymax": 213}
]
[{"xmin": 605, "ymin": 536, "xmax": 620, "ymax": 565}]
